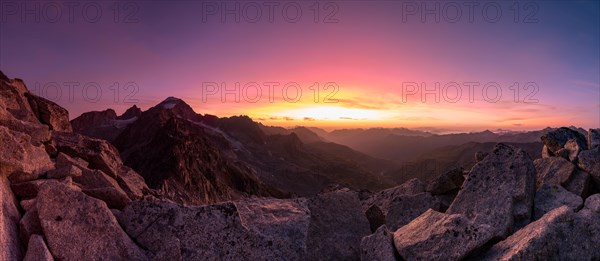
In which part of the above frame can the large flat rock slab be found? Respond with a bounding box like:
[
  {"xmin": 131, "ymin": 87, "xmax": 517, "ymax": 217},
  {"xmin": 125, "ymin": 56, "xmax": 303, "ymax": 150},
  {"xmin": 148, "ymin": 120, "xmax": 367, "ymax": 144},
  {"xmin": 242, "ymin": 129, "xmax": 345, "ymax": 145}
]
[
  {"xmin": 235, "ymin": 198, "xmax": 311, "ymax": 259},
  {"xmin": 118, "ymin": 198, "xmax": 312, "ymax": 260},
  {"xmin": 393, "ymin": 209, "xmax": 495, "ymax": 261}
]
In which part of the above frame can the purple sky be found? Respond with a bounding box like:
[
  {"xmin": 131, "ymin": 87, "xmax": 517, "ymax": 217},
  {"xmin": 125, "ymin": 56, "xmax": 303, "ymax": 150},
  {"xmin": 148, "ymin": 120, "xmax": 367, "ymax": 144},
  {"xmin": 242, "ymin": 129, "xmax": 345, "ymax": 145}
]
[{"xmin": 1, "ymin": 0, "xmax": 599, "ymax": 130}]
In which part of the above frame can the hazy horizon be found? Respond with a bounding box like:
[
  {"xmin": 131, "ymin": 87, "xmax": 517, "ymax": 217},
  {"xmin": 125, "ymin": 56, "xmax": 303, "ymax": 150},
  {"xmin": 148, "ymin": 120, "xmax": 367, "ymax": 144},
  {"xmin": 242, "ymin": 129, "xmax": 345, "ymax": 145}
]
[{"xmin": 51, "ymin": 93, "xmax": 592, "ymax": 134}]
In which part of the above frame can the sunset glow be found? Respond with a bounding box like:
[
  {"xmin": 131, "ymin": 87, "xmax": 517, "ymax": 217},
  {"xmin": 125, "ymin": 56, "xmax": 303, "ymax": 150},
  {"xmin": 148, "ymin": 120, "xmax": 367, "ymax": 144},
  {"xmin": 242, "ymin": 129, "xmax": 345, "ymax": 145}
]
[{"xmin": 1, "ymin": 1, "xmax": 598, "ymax": 131}]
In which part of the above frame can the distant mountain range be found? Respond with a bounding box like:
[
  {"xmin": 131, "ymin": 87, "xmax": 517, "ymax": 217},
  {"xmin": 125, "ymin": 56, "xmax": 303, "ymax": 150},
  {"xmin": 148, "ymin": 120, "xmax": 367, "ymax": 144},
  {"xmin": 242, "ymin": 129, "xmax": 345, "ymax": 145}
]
[
  {"xmin": 71, "ymin": 96, "xmax": 587, "ymax": 205},
  {"xmin": 258, "ymin": 124, "xmax": 586, "ymax": 183},
  {"xmin": 314, "ymin": 126, "xmax": 584, "ymax": 163},
  {"xmin": 72, "ymin": 98, "xmax": 396, "ymax": 204}
]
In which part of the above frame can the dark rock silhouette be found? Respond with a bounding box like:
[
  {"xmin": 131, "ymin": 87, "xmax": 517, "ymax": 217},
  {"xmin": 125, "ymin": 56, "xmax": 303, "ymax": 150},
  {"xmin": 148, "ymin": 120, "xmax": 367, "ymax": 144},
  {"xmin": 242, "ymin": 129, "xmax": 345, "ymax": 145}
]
[
  {"xmin": 541, "ymin": 127, "xmax": 588, "ymax": 158},
  {"xmin": 70, "ymin": 109, "xmax": 120, "ymax": 142},
  {"xmin": 117, "ymin": 105, "xmax": 142, "ymax": 120},
  {"xmin": 113, "ymin": 100, "xmax": 284, "ymax": 204}
]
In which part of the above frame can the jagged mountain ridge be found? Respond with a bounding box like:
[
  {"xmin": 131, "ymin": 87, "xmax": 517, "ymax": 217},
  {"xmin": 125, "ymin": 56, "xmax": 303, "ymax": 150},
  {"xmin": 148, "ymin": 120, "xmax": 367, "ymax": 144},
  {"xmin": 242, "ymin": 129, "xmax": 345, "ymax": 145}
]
[
  {"xmin": 70, "ymin": 105, "xmax": 142, "ymax": 142},
  {"xmin": 113, "ymin": 98, "xmax": 283, "ymax": 204},
  {"xmin": 260, "ymin": 125, "xmax": 559, "ymax": 183},
  {"xmin": 258, "ymin": 124, "xmax": 399, "ymax": 174},
  {"xmin": 74, "ymin": 97, "xmax": 395, "ymax": 204}
]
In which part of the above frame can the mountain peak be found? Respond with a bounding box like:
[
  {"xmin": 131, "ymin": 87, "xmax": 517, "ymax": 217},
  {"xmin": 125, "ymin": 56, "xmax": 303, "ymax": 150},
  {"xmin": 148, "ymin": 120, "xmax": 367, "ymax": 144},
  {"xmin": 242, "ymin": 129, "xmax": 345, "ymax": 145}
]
[
  {"xmin": 117, "ymin": 105, "xmax": 142, "ymax": 120},
  {"xmin": 163, "ymin": 96, "xmax": 181, "ymax": 102},
  {"xmin": 154, "ymin": 96, "xmax": 189, "ymax": 109},
  {"xmin": 146, "ymin": 97, "xmax": 203, "ymax": 123},
  {"xmin": 157, "ymin": 97, "xmax": 185, "ymax": 109}
]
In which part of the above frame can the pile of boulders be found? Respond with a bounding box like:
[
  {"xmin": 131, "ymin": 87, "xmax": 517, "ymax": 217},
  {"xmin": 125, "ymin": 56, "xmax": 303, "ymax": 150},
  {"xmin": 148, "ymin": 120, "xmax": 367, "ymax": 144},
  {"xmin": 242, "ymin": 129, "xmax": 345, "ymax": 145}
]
[
  {"xmin": 359, "ymin": 127, "xmax": 600, "ymax": 260},
  {"xmin": 0, "ymin": 73, "xmax": 152, "ymax": 260}
]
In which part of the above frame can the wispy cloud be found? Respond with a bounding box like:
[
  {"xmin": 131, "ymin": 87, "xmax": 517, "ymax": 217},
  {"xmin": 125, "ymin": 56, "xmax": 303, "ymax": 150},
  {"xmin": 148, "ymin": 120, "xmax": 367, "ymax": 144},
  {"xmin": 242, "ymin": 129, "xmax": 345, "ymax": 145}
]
[
  {"xmin": 497, "ymin": 117, "xmax": 529, "ymax": 123},
  {"xmin": 336, "ymin": 98, "xmax": 388, "ymax": 110}
]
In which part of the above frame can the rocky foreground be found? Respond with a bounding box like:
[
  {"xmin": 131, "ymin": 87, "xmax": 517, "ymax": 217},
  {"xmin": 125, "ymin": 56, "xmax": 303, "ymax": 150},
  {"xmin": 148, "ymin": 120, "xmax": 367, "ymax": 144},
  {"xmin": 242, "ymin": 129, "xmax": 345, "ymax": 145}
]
[{"xmin": 1, "ymin": 71, "xmax": 600, "ymax": 260}]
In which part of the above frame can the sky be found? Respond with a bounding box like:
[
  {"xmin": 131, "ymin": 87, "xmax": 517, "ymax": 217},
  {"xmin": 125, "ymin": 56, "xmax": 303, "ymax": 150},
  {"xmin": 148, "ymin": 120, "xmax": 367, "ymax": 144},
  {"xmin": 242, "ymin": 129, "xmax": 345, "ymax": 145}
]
[{"xmin": 1, "ymin": 0, "xmax": 599, "ymax": 131}]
